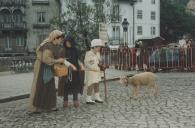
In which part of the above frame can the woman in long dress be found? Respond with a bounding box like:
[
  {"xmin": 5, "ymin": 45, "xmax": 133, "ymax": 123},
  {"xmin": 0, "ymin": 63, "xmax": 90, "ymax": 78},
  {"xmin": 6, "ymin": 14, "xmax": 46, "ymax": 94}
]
[{"xmin": 28, "ymin": 30, "xmax": 76, "ymax": 113}]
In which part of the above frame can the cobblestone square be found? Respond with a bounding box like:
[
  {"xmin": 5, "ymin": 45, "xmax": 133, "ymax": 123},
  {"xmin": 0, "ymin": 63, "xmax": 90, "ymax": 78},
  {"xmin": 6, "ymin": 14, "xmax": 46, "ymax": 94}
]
[{"xmin": 0, "ymin": 72, "xmax": 195, "ymax": 128}]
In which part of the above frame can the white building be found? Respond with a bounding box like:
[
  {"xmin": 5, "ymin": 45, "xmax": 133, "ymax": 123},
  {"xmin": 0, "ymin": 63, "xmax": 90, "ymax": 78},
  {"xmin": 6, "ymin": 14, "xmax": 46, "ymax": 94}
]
[
  {"xmin": 60, "ymin": 0, "xmax": 160, "ymax": 48},
  {"xmin": 107, "ymin": 0, "xmax": 160, "ymax": 48}
]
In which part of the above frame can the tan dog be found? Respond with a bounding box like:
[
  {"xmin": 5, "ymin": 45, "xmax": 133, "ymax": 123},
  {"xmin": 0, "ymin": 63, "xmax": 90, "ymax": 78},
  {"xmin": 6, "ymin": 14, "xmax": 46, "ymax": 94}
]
[{"xmin": 120, "ymin": 72, "xmax": 159, "ymax": 97}]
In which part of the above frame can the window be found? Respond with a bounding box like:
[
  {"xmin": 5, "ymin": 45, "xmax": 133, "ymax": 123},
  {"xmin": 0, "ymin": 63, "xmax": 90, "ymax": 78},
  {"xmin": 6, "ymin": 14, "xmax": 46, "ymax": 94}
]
[
  {"xmin": 112, "ymin": 26, "xmax": 120, "ymax": 40},
  {"xmin": 37, "ymin": 12, "xmax": 46, "ymax": 23},
  {"xmin": 0, "ymin": 15, "xmax": 3, "ymax": 22},
  {"xmin": 95, "ymin": 3, "xmax": 104, "ymax": 22},
  {"xmin": 68, "ymin": 0, "xmax": 77, "ymax": 5},
  {"xmin": 3, "ymin": 15, "xmax": 12, "ymax": 23},
  {"xmin": 151, "ymin": 0, "xmax": 155, "ymax": 4},
  {"xmin": 16, "ymin": 37, "xmax": 24, "ymax": 46},
  {"xmin": 137, "ymin": 26, "xmax": 142, "ymax": 35},
  {"xmin": 5, "ymin": 36, "xmax": 12, "ymax": 50},
  {"xmin": 151, "ymin": 26, "xmax": 156, "ymax": 35},
  {"xmin": 13, "ymin": 15, "xmax": 23, "ymax": 22},
  {"xmin": 137, "ymin": 10, "xmax": 142, "ymax": 19},
  {"xmin": 112, "ymin": 4, "xmax": 120, "ymax": 22},
  {"xmin": 151, "ymin": 11, "xmax": 156, "ymax": 20}
]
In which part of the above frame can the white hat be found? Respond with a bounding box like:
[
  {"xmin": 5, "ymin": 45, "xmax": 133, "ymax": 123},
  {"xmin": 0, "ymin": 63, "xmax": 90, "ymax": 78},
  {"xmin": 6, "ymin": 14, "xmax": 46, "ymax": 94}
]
[{"xmin": 91, "ymin": 39, "xmax": 105, "ymax": 47}]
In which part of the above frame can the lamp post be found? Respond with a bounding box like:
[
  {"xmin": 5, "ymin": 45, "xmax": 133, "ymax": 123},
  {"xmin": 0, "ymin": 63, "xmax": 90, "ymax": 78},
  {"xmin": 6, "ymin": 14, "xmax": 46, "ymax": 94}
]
[
  {"xmin": 129, "ymin": 0, "xmax": 137, "ymax": 47},
  {"xmin": 122, "ymin": 18, "xmax": 129, "ymax": 47}
]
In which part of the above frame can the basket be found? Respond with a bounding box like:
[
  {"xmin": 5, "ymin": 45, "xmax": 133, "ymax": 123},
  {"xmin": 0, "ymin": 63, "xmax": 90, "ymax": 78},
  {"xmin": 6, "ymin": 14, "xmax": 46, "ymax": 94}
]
[{"xmin": 54, "ymin": 64, "xmax": 68, "ymax": 77}]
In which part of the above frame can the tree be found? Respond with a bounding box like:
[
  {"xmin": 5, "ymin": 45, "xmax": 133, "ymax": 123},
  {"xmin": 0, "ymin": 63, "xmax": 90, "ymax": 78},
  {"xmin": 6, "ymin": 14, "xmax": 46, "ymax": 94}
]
[
  {"xmin": 51, "ymin": 0, "xmax": 108, "ymax": 52},
  {"xmin": 161, "ymin": 0, "xmax": 195, "ymax": 42}
]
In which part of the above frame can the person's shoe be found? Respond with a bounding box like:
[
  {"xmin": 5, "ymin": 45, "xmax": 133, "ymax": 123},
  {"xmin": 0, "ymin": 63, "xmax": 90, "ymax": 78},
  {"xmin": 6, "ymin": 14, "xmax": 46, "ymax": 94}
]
[
  {"xmin": 63, "ymin": 101, "xmax": 68, "ymax": 108},
  {"xmin": 95, "ymin": 99, "xmax": 103, "ymax": 103},
  {"xmin": 73, "ymin": 101, "xmax": 80, "ymax": 108},
  {"xmin": 51, "ymin": 108, "xmax": 58, "ymax": 111},
  {"xmin": 86, "ymin": 95, "xmax": 95, "ymax": 105},
  {"xmin": 86, "ymin": 101, "xmax": 95, "ymax": 105},
  {"xmin": 94, "ymin": 93, "xmax": 103, "ymax": 103}
]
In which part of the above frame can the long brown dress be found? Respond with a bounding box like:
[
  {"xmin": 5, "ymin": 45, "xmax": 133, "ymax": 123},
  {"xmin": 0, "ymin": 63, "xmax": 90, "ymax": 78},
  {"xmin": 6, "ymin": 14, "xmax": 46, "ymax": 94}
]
[{"xmin": 28, "ymin": 41, "xmax": 59, "ymax": 112}]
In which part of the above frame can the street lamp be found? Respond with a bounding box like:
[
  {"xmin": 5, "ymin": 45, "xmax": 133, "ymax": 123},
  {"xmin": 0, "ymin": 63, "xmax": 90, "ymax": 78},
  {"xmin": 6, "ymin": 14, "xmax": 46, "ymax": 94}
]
[
  {"xmin": 129, "ymin": 0, "xmax": 137, "ymax": 6},
  {"xmin": 129, "ymin": 0, "xmax": 137, "ymax": 47},
  {"xmin": 122, "ymin": 18, "xmax": 129, "ymax": 46}
]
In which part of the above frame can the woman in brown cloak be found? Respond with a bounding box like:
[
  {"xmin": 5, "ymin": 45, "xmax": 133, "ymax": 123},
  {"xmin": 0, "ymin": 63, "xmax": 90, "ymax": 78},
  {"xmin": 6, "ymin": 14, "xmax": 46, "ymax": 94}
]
[{"xmin": 28, "ymin": 30, "xmax": 76, "ymax": 113}]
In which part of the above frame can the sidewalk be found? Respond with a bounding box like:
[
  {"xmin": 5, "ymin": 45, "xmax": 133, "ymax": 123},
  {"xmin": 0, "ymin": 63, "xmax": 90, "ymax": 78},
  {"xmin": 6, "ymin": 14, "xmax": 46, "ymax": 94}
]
[{"xmin": 0, "ymin": 69, "xmax": 137, "ymax": 103}]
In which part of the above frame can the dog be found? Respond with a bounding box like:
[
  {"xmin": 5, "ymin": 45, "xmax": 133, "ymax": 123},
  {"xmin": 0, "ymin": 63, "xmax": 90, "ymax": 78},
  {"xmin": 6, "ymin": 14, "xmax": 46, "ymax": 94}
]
[{"xmin": 120, "ymin": 72, "xmax": 159, "ymax": 97}]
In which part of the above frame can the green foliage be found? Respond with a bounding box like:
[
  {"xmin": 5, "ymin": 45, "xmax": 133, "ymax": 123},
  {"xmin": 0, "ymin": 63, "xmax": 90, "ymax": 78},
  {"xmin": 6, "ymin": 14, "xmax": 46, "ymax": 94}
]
[
  {"xmin": 51, "ymin": 0, "xmax": 107, "ymax": 52},
  {"xmin": 161, "ymin": 0, "xmax": 195, "ymax": 42}
]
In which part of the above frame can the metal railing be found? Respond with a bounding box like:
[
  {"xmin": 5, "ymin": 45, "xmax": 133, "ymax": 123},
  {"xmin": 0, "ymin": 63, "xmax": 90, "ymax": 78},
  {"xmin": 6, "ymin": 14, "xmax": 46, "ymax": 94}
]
[
  {"xmin": 0, "ymin": 56, "xmax": 35, "ymax": 73},
  {"xmin": 0, "ymin": 22, "xmax": 27, "ymax": 30},
  {"xmin": 101, "ymin": 46, "xmax": 195, "ymax": 72}
]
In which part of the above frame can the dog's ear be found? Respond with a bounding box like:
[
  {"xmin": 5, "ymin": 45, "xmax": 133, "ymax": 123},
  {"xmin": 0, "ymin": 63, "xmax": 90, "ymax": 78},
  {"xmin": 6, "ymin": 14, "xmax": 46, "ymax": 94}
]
[{"xmin": 119, "ymin": 76, "xmax": 128, "ymax": 85}]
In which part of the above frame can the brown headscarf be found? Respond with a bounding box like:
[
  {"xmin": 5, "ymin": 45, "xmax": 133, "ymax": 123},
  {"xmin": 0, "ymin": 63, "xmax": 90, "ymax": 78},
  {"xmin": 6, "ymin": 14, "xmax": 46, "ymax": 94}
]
[{"xmin": 36, "ymin": 30, "xmax": 64, "ymax": 52}]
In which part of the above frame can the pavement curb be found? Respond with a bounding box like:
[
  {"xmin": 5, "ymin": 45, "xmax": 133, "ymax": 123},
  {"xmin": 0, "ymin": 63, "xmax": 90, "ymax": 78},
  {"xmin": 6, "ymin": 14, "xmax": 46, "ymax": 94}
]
[
  {"xmin": 0, "ymin": 74, "xmax": 134, "ymax": 103},
  {"xmin": 0, "ymin": 94, "xmax": 29, "ymax": 103}
]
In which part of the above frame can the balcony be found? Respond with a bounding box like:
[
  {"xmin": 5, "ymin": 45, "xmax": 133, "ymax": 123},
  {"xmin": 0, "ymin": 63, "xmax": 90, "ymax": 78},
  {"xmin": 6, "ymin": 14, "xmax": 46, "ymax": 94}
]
[
  {"xmin": 0, "ymin": 22, "xmax": 27, "ymax": 31},
  {"xmin": 32, "ymin": 0, "xmax": 49, "ymax": 5},
  {"xmin": 33, "ymin": 23, "xmax": 50, "ymax": 29},
  {"xmin": 109, "ymin": 36, "xmax": 124, "ymax": 45},
  {"xmin": 92, "ymin": 0, "xmax": 105, "ymax": 3},
  {"xmin": 111, "ymin": 15, "xmax": 122, "ymax": 23},
  {"xmin": 0, "ymin": 44, "xmax": 27, "ymax": 56},
  {"xmin": 0, "ymin": 49, "xmax": 27, "ymax": 56},
  {"xmin": 0, "ymin": 0, "xmax": 26, "ymax": 7},
  {"xmin": 0, "ymin": 48, "xmax": 25, "ymax": 52}
]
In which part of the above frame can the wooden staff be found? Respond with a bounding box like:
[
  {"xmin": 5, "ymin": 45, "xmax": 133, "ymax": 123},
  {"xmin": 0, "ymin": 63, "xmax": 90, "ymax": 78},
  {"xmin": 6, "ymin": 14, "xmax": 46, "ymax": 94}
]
[{"xmin": 103, "ymin": 69, "xmax": 108, "ymax": 102}]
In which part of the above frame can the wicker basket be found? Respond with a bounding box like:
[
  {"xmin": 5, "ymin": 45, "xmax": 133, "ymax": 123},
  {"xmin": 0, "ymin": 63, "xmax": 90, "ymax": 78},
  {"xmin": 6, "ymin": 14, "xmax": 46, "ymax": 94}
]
[{"xmin": 54, "ymin": 64, "xmax": 68, "ymax": 77}]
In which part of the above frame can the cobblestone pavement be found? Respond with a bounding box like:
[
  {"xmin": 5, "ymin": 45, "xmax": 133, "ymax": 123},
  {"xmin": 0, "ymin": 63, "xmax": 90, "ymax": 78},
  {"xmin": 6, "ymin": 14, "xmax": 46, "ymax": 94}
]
[
  {"xmin": 0, "ymin": 69, "xmax": 136, "ymax": 100},
  {"xmin": 0, "ymin": 72, "xmax": 195, "ymax": 128}
]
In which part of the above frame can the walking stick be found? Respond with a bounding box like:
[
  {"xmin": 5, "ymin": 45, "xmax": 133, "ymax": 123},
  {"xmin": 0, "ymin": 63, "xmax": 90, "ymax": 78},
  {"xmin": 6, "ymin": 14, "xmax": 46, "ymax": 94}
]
[
  {"xmin": 103, "ymin": 70, "xmax": 108, "ymax": 102},
  {"xmin": 84, "ymin": 68, "xmax": 108, "ymax": 102}
]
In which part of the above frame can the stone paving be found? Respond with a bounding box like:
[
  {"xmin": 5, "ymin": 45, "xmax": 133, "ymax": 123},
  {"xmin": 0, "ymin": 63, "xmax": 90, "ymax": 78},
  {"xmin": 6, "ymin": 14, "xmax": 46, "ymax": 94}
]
[
  {"xmin": 0, "ymin": 69, "xmax": 136, "ymax": 100},
  {"xmin": 0, "ymin": 72, "xmax": 195, "ymax": 128},
  {"xmin": 0, "ymin": 73, "xmax": 32, "ymax": 99}
]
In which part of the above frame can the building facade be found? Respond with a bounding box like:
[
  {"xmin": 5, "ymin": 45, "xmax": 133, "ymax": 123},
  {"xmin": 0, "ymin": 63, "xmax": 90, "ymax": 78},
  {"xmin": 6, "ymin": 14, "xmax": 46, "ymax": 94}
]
[
  {"xmin": 0, "ymin": 0, "xmax": 60, "ymax": 56},
  {"xmin": 0, "ymin": 0, "xmax": 27, "ymax": 56},
  {"xmin": 26, "ymin": 0, "xmax": 60, "ymax": 53},
  {"xmin": 60, "ymin": 0, "xmax": 160, "ymax": 48},
  {"xmin": 107, "ymin": 0, "xmax": 160, "ymax": 47}
]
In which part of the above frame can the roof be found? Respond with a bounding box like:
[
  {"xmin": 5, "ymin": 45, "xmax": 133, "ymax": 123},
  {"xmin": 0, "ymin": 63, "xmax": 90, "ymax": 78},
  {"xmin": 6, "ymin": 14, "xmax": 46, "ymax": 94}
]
[
  {"xmin": 135, "ymin": 37, "xmax": 166, "ymax": 48},
  {"xmin": 135, "ymin": 36, "xmax": 165, "ymax": 43}
]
